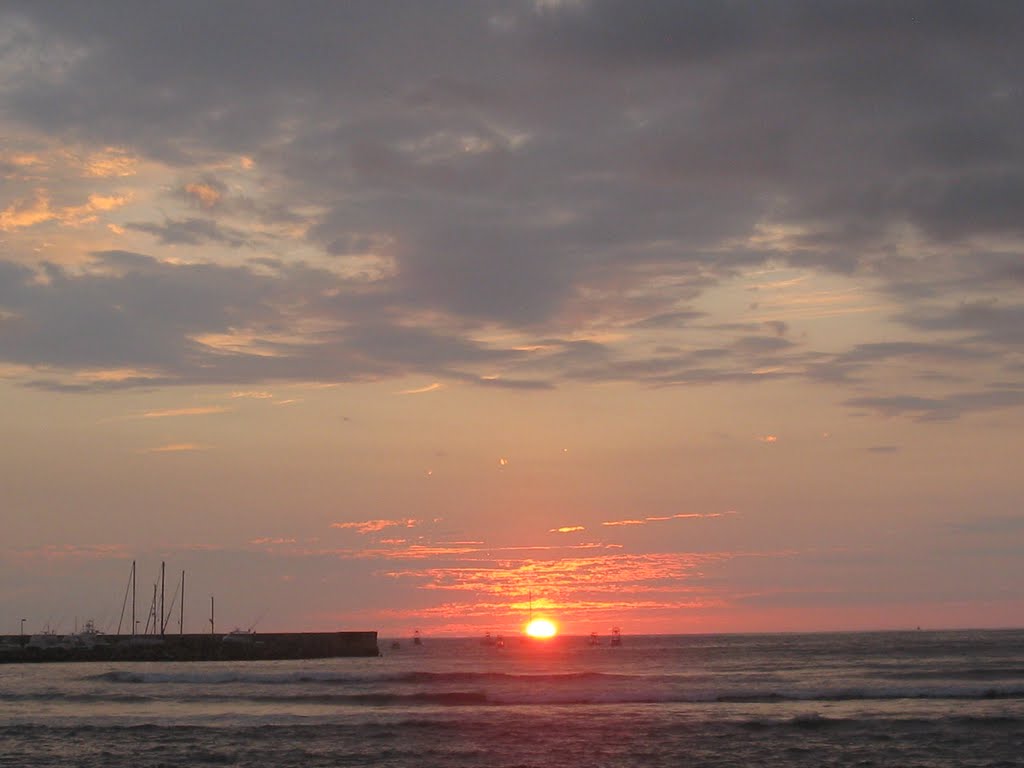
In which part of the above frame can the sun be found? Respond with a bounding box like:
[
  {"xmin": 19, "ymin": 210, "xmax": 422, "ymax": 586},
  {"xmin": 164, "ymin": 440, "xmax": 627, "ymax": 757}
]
[{"xmin": 525, "ymin": 618, "xmax": 558, "ymax": 639}]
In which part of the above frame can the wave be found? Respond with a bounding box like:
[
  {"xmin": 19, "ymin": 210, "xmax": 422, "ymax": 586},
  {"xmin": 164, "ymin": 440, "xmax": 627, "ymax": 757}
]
[
  {"xmin": 2, "ymin": 712, "xmax": 1020, "ymax": 739},
  {"xmin": 83, "ymin": 669, "xmax": 625, "ymax": 686},
  {"xmin": 739, "ymin": 712, "xmax": 1024, "ymax": 731},
  {"xmin": 881, "ymin": 666, "xmax": 1024, "ymax": 681},
  {"xmin": 13, "ymin": 685, "xmax": 1024, "ymax": 707},
  {"xmin": 0, "ymin": 692, "xmax": 154, "ymax": 704}
]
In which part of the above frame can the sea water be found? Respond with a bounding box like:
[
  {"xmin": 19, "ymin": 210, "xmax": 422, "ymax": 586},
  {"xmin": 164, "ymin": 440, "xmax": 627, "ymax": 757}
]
[{"xmin": 1, "ymin": 630, "xmax": 1022, "ymax": 767}]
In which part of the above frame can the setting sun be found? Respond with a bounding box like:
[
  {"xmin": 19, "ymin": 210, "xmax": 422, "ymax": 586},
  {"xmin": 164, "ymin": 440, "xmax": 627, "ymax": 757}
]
[{"xmin": 525, "ymin": 618, "xmax": 558, "ymax": 638}]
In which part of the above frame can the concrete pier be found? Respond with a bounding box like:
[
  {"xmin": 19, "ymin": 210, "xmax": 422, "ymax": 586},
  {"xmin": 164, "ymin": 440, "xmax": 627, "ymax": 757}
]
[{"xmin": 0, "ymin": 631, "xmax": 379, "ymax": 663}]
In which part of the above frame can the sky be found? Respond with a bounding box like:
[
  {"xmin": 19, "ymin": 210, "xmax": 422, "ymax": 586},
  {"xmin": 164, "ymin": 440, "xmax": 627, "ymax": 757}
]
[{"xmin": 1, "ymin": 0, "xmax": 1022, "ymax": 638}]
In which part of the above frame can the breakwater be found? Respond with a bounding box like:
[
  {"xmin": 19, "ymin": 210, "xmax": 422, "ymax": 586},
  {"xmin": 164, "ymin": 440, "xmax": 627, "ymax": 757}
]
[{"xmin": 0, "ymin": 631, "xmax": 379, "ymax": 663}]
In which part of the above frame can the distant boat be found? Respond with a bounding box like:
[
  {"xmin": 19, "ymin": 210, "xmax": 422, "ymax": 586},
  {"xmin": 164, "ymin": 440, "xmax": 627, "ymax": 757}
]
[
  {"xmin": 223, "ymin": 628, "xmax": 255, "ymax": 644},
  {"xmin": 413, "ymin": 630, "xmax": 422, "ymax": 646},
  {"xmin": 610, "ymin": 627, "xmax": 622, "ymax": 646},
  {"xmin": 495, "ymin": 634, "xmax": 505, "ymax": 648},
  {"xmin": 28, "ymin": 625, "xmax": 62, "ymax": 649},
  {"xmin": 589, "ymin": 632, "xmax": 600, "ymax": 646},
  {"xmin": 69, "ymin": 619, "xmax": 107, "ymax": 648}
]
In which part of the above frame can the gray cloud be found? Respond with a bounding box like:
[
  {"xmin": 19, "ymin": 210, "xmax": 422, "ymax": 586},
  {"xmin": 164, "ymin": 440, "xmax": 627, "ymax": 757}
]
[
  {"xmin": 867, "ymin": 445, "xmax": 901, "ymax": 454},
  {"xmin": 950, "ymin": 514, "xmax": 1024, "ymax": 536},
  {"xmin": 899, "ymin": 302, "xmax": 1024, "ymax": 346},
  {"xmin": 125, "ymin": 217, "xmax": 252, "ymax": 247},
  {"xmin": 1, "ymin": 1, "xmax": 1023, "ymax": 404},
  {"xmin": 845, "ymin": 389, "xmax": 1024, "ymax": 421},
  {"xmin": 0, "ymin": 252, "xmax": 539, "ymax": 390}
]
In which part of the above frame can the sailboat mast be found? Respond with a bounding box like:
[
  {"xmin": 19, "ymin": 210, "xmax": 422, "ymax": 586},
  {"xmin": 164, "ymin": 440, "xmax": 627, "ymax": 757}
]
[
  {"xmin": 160, "ymin": 561, "xmax": 166, "ymax": 637},
  {"xmin": 131, "ymin": 560, "xmax": 136, "ymax": 636},
  {"xmin": 180, "ymin": 570, "xmax": 185, "ymax": 635}
]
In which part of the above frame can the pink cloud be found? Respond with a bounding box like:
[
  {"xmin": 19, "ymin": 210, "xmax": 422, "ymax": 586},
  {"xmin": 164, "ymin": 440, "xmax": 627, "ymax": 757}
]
[
  {"xmin": 331, "ymin": 518, "xmax": 420, "ymax": 534},
  {"xmin": 13, "ymin": 543, "xmax": 128, "ymax": 561},
  {"xmin": 249, "ymin": 537, "xmax": 298, "ymax": 545},
  {"xmin": 602, "ymin": 511, "xmax": 737, "ymax": 527},
  {"xmin": 137, "ymin": 406, "xmax": 228, "ymax": 419}
]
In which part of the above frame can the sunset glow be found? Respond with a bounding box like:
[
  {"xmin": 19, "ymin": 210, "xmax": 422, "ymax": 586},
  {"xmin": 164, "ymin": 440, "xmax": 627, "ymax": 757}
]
[
  {"xmin": 1, "ymin": 3, "xmax": 1023, "ymax": 639},
  {"xmin": 525, "ymin": 619, "xmax": 558, "ymax": 639}
]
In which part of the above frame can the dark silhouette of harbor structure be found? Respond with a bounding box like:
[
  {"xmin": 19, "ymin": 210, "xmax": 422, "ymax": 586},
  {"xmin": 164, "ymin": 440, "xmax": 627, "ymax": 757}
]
[
  {"xmin": 0, "ymin": 630, "xmax": 379, "ymax": 663},
  {"xmin": 4, "ymin": 560, "xmax": 380, "ymax": 662}
]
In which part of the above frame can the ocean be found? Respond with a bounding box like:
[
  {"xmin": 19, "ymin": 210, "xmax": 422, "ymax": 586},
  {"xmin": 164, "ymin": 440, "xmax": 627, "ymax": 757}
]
[{"xmin": 1, "ymin": 629, "xmax": 1022, "ymax": 767}]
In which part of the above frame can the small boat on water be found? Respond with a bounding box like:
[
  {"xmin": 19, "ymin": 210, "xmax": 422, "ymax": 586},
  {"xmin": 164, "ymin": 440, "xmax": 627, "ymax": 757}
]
[
  {"xmin": 69, "ymin": 619, "xmax": 107, "ymax": 648},
  {"xmin": 28, "ymin": 626, "xmax": 62, "ymax": 650},
  {"xmin": 610, "ymin": 627, "xmax": 622, "ymax": 646},
  {"xmin": 589, "ymin": 632, "xmax": 600, "ymax": 646},
  {"xmin": 413, "ymin": 630, "xmax": 422, "ymax": 646}
]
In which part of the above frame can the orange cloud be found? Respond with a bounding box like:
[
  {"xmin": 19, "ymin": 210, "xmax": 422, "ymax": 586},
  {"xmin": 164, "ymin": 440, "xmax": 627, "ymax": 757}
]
[
  {"xmin": 550, "ymin": 526, "xmax": 585, "ymax": 533},
  {"xmin": 397, "ymin": 382, "xmax": 442, "ymax": 395},
  {"xmin": 249, "ymin": 537, "xmax": 298, "ymax": 545},
  {"xmin": 386, "ymin": 551, "xmax": 726, "ymax": 595},
  {"xmin": 13, "ymin": 543, "xmax": 128, "ymax": 561},
  {"xmin": 74, "ymin": 367, "xmax": 160, "ymax": 383},
  {"xmin": 145, "ymin": 443, "xmax": 212, "ymax": 453},
  {"xmin": 83, "ymin": 147, "xmax": 138, "ymax": 177},
  {"xmin": 331, "ymin": 518, "xmax": 420, "ymax": 534},
  {"xmin": 602, "ymin": 511, "xmax": 736, "ymax": 527},
  {"xmin": 137, "ymin": 406, "xmax": 228, "ymax": 419},
  {"xmin": 0, "ymin": 189, "xmax": 131, "ymax": 231},
  {"xmin": 0, "ymin": 190, "xmax": 54, "ymax": 230},
  {"xmin": 602, "ymin": 519, "xmax": 646, "ymax": 527},
  {"xmin": 184, "ymin": 182, "xmax": 222, "ymax": 209}
]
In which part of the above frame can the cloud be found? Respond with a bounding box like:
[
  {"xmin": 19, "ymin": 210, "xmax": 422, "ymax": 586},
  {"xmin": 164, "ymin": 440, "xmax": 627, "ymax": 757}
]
[
  {"xmin": 12, "ymin": 543, "xmax": 128, "ymax": 561},
  {"xmin": 331, "ymin": 518, "xmax": 421, "ymax": 535},
  {"xmin": 137, "ymin": 406, "xmax": 227, "ymax": 419},
  {"xmin": 124, "ymin": 216, "xmax": 251, "ymax": 247},
  {"xmin": 602, "ymin": 512, "xmax": 734, "ymax": 527},
  {"xmin": 950, "ymin": 515, "xmax": 1024, "ymax": 536},
  {"xmin": 899, "ymin": 301, "xmax": 1024, "ymax": 347},
  {"xmin": 183, "ymin": 180, "xmax": 225, "ymax": 210},
  {"xmin": 0, "ymin": 190, "xmax": 55, "ymax": 230},
  {"xmin": 249, "ymin": 537, "xmax": 298, "ymax": 546},
  {"xmin": 145, "ymin": 443, "xmax": 212, "ymax": 453},
  {"xmin": 386, "ymin": 551, "xmax": 728, "ymax": 596},
  {"xmin": 838, "ymin": 341, "xmax": 993, "ymax": 366},
  {"xmin": 0, "ymin": 0, "xmax": 1021, "ymax": 419},
  {"xmin": 550, "ymin": 526, "xmax": 585, "ymax": 533},
  {"xmin": 0, "ymin": 189, "xmax": 130, "ymax": 231},
  {"xmin": 845, "ymin": 389, "xmax": 1024, "ymax": 421},
  {"xmin": 397, "ymin": 382, "xmax": 442, "ymax": 395}
]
